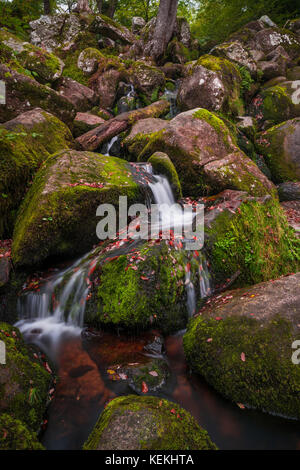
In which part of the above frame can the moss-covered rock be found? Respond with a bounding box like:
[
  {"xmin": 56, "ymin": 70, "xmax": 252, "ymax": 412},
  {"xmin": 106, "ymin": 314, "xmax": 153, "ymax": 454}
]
[
  {"xmin": 183, "ymin": 272, "xmax": 300, "ymax": 419},
  {"xmin": 205, "ymin": 191, "xmax": 300, "ymax": 286},
  {"xmin": 77, "ymin": 47, "xmax": 105, "ymax": 76},
  {"xmin": 137, "ymin": 108, "xmax": 275, "ymax": 197},
  {"xmin": 90, "ymin": 14, "xmax": 135, "ymax": 45},
  {"xmin": 12, "ymin": 150, "xmax": 142, "ymax": 267},
  {"xmin": 178, "ymin": 55, "xmax": 243, "ymax": 117},
  {"xmin": 0, "ymin": 323, "xmax": 52, "ymax": 432},
  {"xmin": 250, "ymin": 82, "xmax": 300, "ymax": 128},
  {"xmin": 0, "ymin": 64, "xmax": 76, "ymax": 126},
  {"xmin": 128, "ymin": 61, "xmax": 165, "ymax": 102},
  {"xmin": 85, "ymin": 240, "xmax": 194, "ymax": 334},
  {"xmin": 255, "ymin": 118, "xmax": 300, "ymax": 182},
  {"xmin": 83, "ymin": 395, "xmax": 217, "ymax": 450},
  {"xmin": 0, "ymin": 414, "xmax": 44, "ymax": 450},
  {"xmin": 74, "ymin": 112, "xmax": 105, "ymax": 137},
  {"xmin": 123, "ymin": 118, "xmax": 167, "ymax": 160},
  {"xmin": 0, "ymin": 28, "xmax": 64, "ymax": 83},
  {"xmin": 0, "ymin": 108, "xmax": 74, "ymax": 238},
  {"xmin": 148, "ymin": 152, "xmax": 182, "ymax": 199}
]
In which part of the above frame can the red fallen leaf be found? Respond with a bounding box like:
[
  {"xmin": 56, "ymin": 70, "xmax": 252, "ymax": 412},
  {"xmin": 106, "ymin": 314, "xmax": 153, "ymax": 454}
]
[
  {"xmin": 241, "ymin": 352, "xmax": 246, "ymax": 362},
  {"xmin": 159, "ymin": 400, "xmax": 163, "ymax": 407},
  {"xmin": 140, "ymin": 276, "xmax": 149, "ymax": 281},
  {"xmin": 170, "ymin": 408, "xmax": 176, "ymax": 414},
  {"xmin": 207, "ymin": 338, "xmax": 213, "ymax": 343},
  {"xmin": 185, "ymin": 263, "xmax": 191, "ymax": 273},
  {"xmin": 141, "ymin": 381, "xmax": 148, "ymax": 393},
  {"xmin": 215, "ymin": 317, "xmax": 222, "ymax": 321},
  {"xmin": 2, "ymin": 431, "xmax": 7, "ymax": 439},
  {"xmin": 44, "ymin": 362, "xmax": 52, "ymax": 374},
  {"xmin": 237, "ymin": 403, "xmax": 245, "ymax": 409}
]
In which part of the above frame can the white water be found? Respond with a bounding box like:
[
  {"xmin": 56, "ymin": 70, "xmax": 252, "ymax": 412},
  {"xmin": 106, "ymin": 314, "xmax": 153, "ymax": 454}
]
[
  {"xmin": 16, "ymin": 164, "xmax": 210, "ymax": 355},
  {"xmin": 104, "ymin": 135, "xmax": 119, "ymax": 156}
]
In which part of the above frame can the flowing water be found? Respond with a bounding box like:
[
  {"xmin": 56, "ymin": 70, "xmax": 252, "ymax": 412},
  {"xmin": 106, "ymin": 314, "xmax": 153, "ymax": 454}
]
[{"xmin": 14, "ymin": 160, "xmax": 300, "ymax": 450}]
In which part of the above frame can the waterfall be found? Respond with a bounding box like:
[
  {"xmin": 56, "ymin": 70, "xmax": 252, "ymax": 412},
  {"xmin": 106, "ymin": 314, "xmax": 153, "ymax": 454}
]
[{"xmin": 16, "ymin": 163, "xmax": 210, "ymax": 355}]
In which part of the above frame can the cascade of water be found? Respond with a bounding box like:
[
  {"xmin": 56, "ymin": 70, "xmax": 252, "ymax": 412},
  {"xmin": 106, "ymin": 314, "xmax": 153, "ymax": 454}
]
[{"xmin": 16, "ymin": 164, "xmax": 210, "ymax": 354}]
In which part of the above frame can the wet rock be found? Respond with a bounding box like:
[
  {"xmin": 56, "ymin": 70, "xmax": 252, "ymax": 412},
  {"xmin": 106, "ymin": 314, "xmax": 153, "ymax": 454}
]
[
  {"xmin": 74, "ymin": 112, "xmax": 105, "ymax": 137},
  {"xmin": 143, "ymin": 334, "xmax": 164, "ymax": 356},
  {"xmin": 255, "ymin": 118, "xmax": 300, "ymax": 182},
  {"xmin": 77, "ymin": 48, "xmax": 104, "ymax": 75},
  {"xmin": 184, "ymin": 272, "xmax": 300, "ymax": 419},
  {"xmin": 0, "ymin": 108, "xmax": 74, "ymax": 238},
  {"xmin": 57, "ymin": 77, "xmax": 99, "ymax": 111},
  {"xmin": 132, "ymin": 17, "xmax": 146, "ymax": 35},
  {"xmin": 160, "ymin": 62, "xmax": 184, "ymax": 79},
  {"xmin": 117, "ymin": 95, "xmax": 136, "ymax": 114},
  {"xmin": 0, "ymin": 323, "xmax": 52, "ymax": 433},
  {"xmin": 90, "ymin": 68, "xmax": 122, "ymax": 110},
  {"xmin": 178, "ymin": 55, "xmax": 243, "ymax": 116},
  {"xmin": 148, "ymin": 152, "xmax": 182, "ymax": 199},
  {"xmin": 277, "ymin": 182, "xmax": 300, "ymax": 201},
  {"xmin": 137, "ymin": 108, "xmax": 275, "ymax": 197},
  {"xmin": 236, "ymin": 116, "xmax": 257, "ymax": 139},
  {"xmin": 83, "ymin": 395, "xmax": 217, "ymax": 450},
  {"xmin": 90, "ymin": 15, "xmax": 135, "ymax": 45},
  {"xmin": 12, "ymin": 151, "xmax": 142, "ymax": 267},
  {"xmin": 0, "ymin": 65, "xmax": 76, "ymax": 127},
  {"xmin": 0, "ymin": 257, "xmax": 10, "ymax": 288}
]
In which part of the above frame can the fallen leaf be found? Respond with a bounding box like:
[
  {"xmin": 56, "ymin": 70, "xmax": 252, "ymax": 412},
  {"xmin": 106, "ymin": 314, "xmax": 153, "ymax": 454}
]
[
  {"xmin": 241, "ymin": 352, "xmax": 246, "ymax": 362},
  {"xmin": 141, "ymin": 381, "xmax": 148, "ymax": 393},
  {"xmin": 149, "ymin": 371, "xmax": 158, "ymax": 377}
]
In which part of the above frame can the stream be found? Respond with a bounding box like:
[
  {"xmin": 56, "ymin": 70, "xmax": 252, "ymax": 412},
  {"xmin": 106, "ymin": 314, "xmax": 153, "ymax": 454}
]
[{"xmin": 14, "ymin": 128, "xmax": 300, "ymax": 451}]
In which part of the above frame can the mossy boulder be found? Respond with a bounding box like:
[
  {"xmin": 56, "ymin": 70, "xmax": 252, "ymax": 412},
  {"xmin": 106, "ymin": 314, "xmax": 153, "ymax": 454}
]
[
  {"xmin": 123, "ymin": 117, "xmax": 167, "ymax": 160},
  {"xmin": 178, "ymin": 55, "xmax": 243, "ymax": 116},
  {"xmin": 165, "ymin": 39, "xmax": 192, "ymax": 65},
  {"xmin": 255, "ymin": 118, "xmax": 300, "ymax": 182},
  {"xmin": 250, "ymin": 81, "xmax": 300, "ymax": 128},
  {"xmin": 183, "ymin": 272, "xmax": 300, "ymax": 419},
  {"xmin": 0, "ymin": 64, "xmax": 76, "ymax": 127},
  {"xmin": 0, "ymin": 28, "xmax": 64, "ymax": 83},
  {"xmin": 83, "ymin": 395, "xmax": 217, "ymax": 450},
  {"xmin": 74, "ymin": 112, "xmax": 105, "ymax": 137},
  {"xmin": 137, "ymin": 108, "xmax": 275, "ymax": 197},
  {"xmin": 148, "ymin": 152, "xmax": 182, "ymax": 199},
  {"xmin": 0, "ymin": 414, "xmax": 44, "ymax": 450},
  {"xmin": 12, "ymin": 150, "xmax": 142, "ymax": 267},
  {"xmin": 77, "ymin": 47, "xmax": 104, "ymax": 76},
  {"xmin": 85, "ymin": 240, "xmax": 195, "ymax": 334},
  {"xmin": 56, "ymin": 77, "xmax": 99, "ymax": 112},
  {"xmin": 0, "ymin": 323, "xmax": 52, "ymax": 432},
  {"xmin": 128, "ymin": 61, "xmax": 165, "ymax": 102},
  {"xmin": 204, "ymin": 191, "xmax": 300, "ymax": 286},
  {"xmin": 0, "ymin": 108, "xmax": 74, "ymax": 238}
]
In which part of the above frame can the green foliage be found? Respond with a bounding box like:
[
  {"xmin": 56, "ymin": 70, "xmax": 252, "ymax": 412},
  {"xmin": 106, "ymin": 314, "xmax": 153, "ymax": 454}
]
[
  {"xmin": 0, "ymin": 0, "xmax": 43, "ymax": 40},
  {"xmin": 191, "ymin": 0, "xmax": 299, "ymax": 48}
]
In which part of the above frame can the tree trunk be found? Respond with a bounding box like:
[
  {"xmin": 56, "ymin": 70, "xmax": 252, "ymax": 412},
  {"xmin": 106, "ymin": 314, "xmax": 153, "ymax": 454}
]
[
  {"xmin": 74, "ymin": 0, "xmax": 92, "ymax": 13},
  {"xmin": 44, "ymin": 0, "xmax": 51, "ymax": 15},
  {"xmin": 107, "ymin": 0, "xmax": 118, "ymax": 18},
  {"xmin": 145, "ymin": 0, "xmax": 179, "ymax": 63},
  {"xmin": 96, "ymin": 0, "xmax": 103, "ymax": 13}
]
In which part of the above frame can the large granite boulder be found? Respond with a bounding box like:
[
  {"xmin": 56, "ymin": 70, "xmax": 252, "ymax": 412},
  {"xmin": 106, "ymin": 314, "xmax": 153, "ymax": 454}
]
[{"xmin": 57, "ymin": 77, "xmax": 99, "ymax": 111}]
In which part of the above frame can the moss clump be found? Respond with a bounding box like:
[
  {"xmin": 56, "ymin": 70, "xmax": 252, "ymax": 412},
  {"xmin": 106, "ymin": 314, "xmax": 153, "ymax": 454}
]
[
  {"xmin": 0, "ymin": 414, "xmax": 44, "ymax": 450},
  {"xmin": 206, "ymin": 197, "xmax": 300, "ymax": 286},
  {"xmin": 0, "ymin": 323, "xmax": 51, "ymax": 432},
  {"xmin": 255, "ymin": 119, "xmax": 300, "ymax": 183},
  {"xmin": 86, "ymin": 241, "xmax": 190, "ymax": 334},
  {"xmin": 12, "ymin": 151, "xmax": 142, "ymax": 267},
  {"xmin": 183, "ymin": 312, "xmax": 300, "ymax": 419},
  {"xmin": 148, "ymin": 152, "xmax": 182, "ymax": 199},
  {"xmin": 83, "ymin": 395, "xmax": 218, "ymax": 450},
  {"xmin": 0, "ymin": 112, "xmax": 74, "ymax": 238}
]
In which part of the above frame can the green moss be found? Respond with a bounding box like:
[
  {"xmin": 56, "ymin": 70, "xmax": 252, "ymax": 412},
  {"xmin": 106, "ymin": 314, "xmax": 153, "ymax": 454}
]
[
  {"xmin": 0, "ymin": 114, "xmax": 73, "ymax": 238},
  {"xmin": 0, "ymin": 414, "xmax": 44, "ymax": 450},
  {"xmin": 148, "ymin": 152, "xmax": 182, "ymax": 199},
  {"xmin": 0, "ymin": 323, "xmax": 51, "ymax": 432},
  {"xmin": 86, "ymin": 242, "xmax": 189, "ymax": 333},
  {"xmin": 83, "ymin": 395, "xmax": 218, "ymax": 450},
  {"xmin": 184, "ymin": 313, "xmax": 300, "ymax": 419},
  {"xmin": 206, "ymin": 197, "xmax": 300, "ymax": 286},
  {"xmin": 12, "ymin": 151, "xmax": 141, "ymax": 267},
  {"xmin": 193, "ymin": 109, "xmax": 233, "ymax": 150}
]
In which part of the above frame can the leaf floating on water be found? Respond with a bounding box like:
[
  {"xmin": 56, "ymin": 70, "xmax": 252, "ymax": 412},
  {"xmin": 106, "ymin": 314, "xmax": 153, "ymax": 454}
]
[
  {"xmin": 241, "ymin": 352, "xmax": 246, "ymax": 362},
  {"xmin": 141, "ymin": 381, "xmax": 148, "ymax": 393}
]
